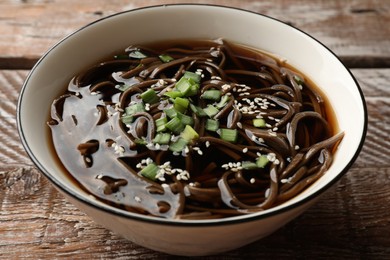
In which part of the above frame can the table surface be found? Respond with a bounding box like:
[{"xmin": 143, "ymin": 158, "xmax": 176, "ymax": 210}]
[{"xmin": 1, "ymin": 0, "xmax": 390, "ymax": 259}]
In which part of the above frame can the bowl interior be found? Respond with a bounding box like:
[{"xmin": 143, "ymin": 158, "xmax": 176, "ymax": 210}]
[{"xmin": 18, "ymin": 5, "xmax": 366, "ymax": 223}]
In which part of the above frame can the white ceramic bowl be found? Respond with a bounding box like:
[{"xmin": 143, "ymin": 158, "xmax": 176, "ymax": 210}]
[{"xmin": 17, "ymin": 4, "xmax": 367, "ymax": 256}]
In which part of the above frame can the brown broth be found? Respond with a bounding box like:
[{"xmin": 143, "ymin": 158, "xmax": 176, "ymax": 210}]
[{"xmin": 47, "ymin": 39, "xmax": 343, "ymax": 219}]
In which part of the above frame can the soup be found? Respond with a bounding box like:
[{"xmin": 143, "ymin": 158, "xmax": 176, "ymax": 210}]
[{"xmin": 48, "ymin": 39, "xmax": 344, "ymax": 219}]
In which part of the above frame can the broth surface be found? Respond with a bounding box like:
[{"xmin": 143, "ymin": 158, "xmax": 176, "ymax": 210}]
[{"xmin": 48, "ymin": 39, "xmax": 343, "ymax": 219}]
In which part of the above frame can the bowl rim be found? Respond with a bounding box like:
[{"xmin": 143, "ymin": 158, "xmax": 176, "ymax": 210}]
[{"xmin": 17, "ymin": 3, "xmax": 368, "ymax": 226}]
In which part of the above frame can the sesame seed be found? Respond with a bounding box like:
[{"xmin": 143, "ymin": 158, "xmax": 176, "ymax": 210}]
[
  {"xmin": 242, "ymin": 147, "xmax": 248, "ymax": 153},
  {"xmin": 135, "ymin": 196, "xmax": 142, "ymax": 203},
  {"xmin": 250, "ymin": 178, "xmax": 255, "ymax": 184},
  {"xmin": 237, "ymin": 122, "xmax": 243, "ymax": 129},
  {"xmin": 295, "ymin": 145, "xmax": 300, "ymax": 150},
  {"xmin": 205, "ymin": 141, "xmax": 211, "ymax": 147},
  {"xmin": 265, "ymin": 188, "xmax": 270, "ymax": 198}
]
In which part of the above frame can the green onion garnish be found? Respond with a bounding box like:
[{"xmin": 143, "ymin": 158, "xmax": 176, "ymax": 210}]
[
  {"xmin": 253, "ymin": 118, "xmax": 266, "ymax": 128},
  {"xmin": 153, "ymin": 133, "xmax": 171, "ymax": 145},
  {"xmin": 242, "ymin": 161, "xmax": 259, "ymax": 170},
  {"xmin": 166, "ymin": 117, "xmax": 184, "ymax": 134},
  {"xmin": 164, "ymin": 91, "xmax": 183, "ymax": 99},
  {"xmin": 177, "ymin": 112, "xmax": 194, "ymax": 126},
  {"xmin": 139, "ymin": 163, "xmax": 159, "ymax": 180},
  {"xmin": 122, "ymin": 103, "xmax": 145, "ymax": 123},
  {"xmin": 183, "ymin": 71, "xmax": 201, "ymax": 83},
  {"xmin": 129, "ymin": 50, "xmax": 147, "ymax": 59},
  {"xmin": 181, "ymin": 125, "xmax": 199, "ymax": 142},
  {"xmin": 216, "ymin": 95, "xmax": 229, "ymax": 108},
  {"xmin": 219, "ymin": 128, "xmax": 238, "ymax": 143},
  {"xmin": 164, "ymin": 107, "xmax": 178, "ymax": 119},
  {"xmin": 159, "ymin": 54, "xmax": 174, "ymax": 63},
  {"xmin": 201, "ymin": 89, "xmax": 221, "ymax": 101},
  {"xmin": 169, "ymin": 137, "xmax": 188, "ymax": 153},
  {"xmin": 115, "ymin": 84, "xmax": 131, "ymax": 92},
  {"xmin": 205, "ymin": 119, "xmax": 219, "ymax": 132},
  {"xmin": 190, "ymin": 104, "xmax": 207, "ymax": 117},
  {"xmin": 256, "ymin": 155, "xmax": 269, "ymax": 168},
  {"xmin": 293, "ymin": 75, "xmax": 304, "ymax": 85},
  {"xmin": 141, "ymin": 89, "xmax": 159, "ymax": 104},
  {"xmin": 155, "ymin": 117, "xmax": 168, "ymax": 132},
  {"xmin": 121, "ymin": 114, "xmax": 134, "ymax": 125},
  {"xmin": 173, "ymin": 97, "xmax": 189, "ymax": 114},
  {"xmin": 203, "ymin": 105, "xmax": 219, "ymax": 118}
]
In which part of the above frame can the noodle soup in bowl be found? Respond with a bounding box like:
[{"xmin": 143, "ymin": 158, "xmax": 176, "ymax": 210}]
[{"xmin": 18, "ymin": 4, "xmax": 367, "ymax": 256}]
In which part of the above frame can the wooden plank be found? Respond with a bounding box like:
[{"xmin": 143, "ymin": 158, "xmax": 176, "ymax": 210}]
[
  {"xmin": 0, "ymin": 68, "xmax": 389, "ymax": 258},
  {"xmin": 0, "ymin": 0, "xmax": 389, "ymax": 69}
]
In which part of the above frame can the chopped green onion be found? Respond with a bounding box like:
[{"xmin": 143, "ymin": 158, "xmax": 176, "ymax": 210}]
[
  {"xmin": 190, "ymin": 104, "xmax": 207, "ymax": 117},
  {"xmin": 293, "ymin": 75, "xmax": 304, "ymax": 85},
  {"xmin": 164, "ymin": 107, "xmax": 178, "ymax": 118},
  {"xmin": 159, "ymin": 54, "xmax": 174, "ymax": 63},
  {"xmin": 153, "ymin": 133, "xmax": 171, "ymax": 145},
  {"xmin": 141, "ymin": 89, "xmax": 159, "ymax": 104},
  {"xmin": 123, "ymin": 103, "xmax": 145, "ymax": 123},
  {"xmin": 174, "ymin": 97, "xmax": 189, "ymax": 114},
  {"xmin": 256, "ymin": 155, "xmax": 269, "ymax": 168},
  {"xmin": 169, "ymin": 137, "xmax": 188, "ymax": 153},
  {"xmin": 253, "ymin": 118, "xmax": 266, "ymax": 128},
  {"xmin": 165, "ymin": 117, "xmax": 184, "ymax": 134},
  {"xmin": 175, "ymin": 77, "xmax": 192, "ymax": 96},
  {"xmin": 121, "ymin": 114, "xmax": 134, "ymax": 124},
  {"xmin": 205, "ymin": 119, "xmax": 219, "ymax": 132},
  {"xmin": 186, "ymin": 83, "xmax": 200, "ymax": 96},
  {"xmin": 115, "ymin": 84, "xmax": 131, "ymax": 92},
  {"xmin": 164, "ymin": 90, "xmax": 183, "ymax": 99},
  {"xmin": 155, "ymin": 117, "xmax": 168, "ymax": 132},
  {"xmin": 219, "ymin": 128, "xmax": 238, "ymax": 143},
  {"xmin": 201, "ymin": 89, "xmax": 221, "ymax": 101},
  {"xmin": 129, "ymin": 50, "xmax": 147, "ymax": 59},
  {"xmin": 177, "ymin": 112, "xmax": 194, "ymax": 126},
  {"xmin": 134, "ymin": 138, "xmax": 147, "ymax": 145},
  {"xmin": 181, "ymin": 125, "xmax": 199, "ymax": 142},
  {"xmin": 203, "ymin": 105, "xmax": 219, "ymax": 118},
  {"xmin": 183, "ymin": 71, "xmax": 201, "ymax": 83},
  {"xmin": 242, "ymin": 161, "xmax": 258, "ymax": 170},
  {"xmin": 139, "ymin": 163, "xmax": 159, "ymax": 180},
  {"xmin": 216, "ymin": 95, "xmax": 229, "ymax": 108}
]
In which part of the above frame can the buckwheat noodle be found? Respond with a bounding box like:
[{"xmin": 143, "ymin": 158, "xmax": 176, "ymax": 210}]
[{"xmin": 48, "ymin": 39, "xmax": 344, "ymax": 219}]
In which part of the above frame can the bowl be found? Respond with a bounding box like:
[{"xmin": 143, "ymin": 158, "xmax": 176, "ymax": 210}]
[{"xmin": 17, "ymin": 4, "xmax": 367, "ymax": 256}]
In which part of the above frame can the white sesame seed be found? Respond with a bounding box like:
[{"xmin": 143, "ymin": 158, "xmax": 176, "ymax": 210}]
[
  {"xmin": 250, "ymin": 178, "xmax": 255, "ymax": 184},
  {"xmin": 265, "ymin": 188, "xmax": 270, "ymax": 198},
  {"xmin": 237, "ymin": 122, "xmax": 243, "ymax": 129},
  {"xmin": 280, "ymin": 179, "xmax": 288, "ymax": 183},
  {"xmin": 205, "ymin": 141, "xmax": 211, "ymax": 147},
  {"xmin": 242, "ymin": 148, "xmax": 248, "ymax": 153},
  {"xmin": 135, "ymin": 196, "xmax": 142, "ymax": 203},
  {"xmin": 295, "ymin": 145, "xmax": 300, "ymax": 150}
]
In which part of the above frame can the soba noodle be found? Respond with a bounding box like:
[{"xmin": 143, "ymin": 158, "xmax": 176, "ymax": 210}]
[{"xmin": 48, "ymin": 39, "xmax": 344, "ymax": 219}]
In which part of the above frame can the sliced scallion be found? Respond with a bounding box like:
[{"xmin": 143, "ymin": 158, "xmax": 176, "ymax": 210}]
[
  {"xmin": 190, "ymin": 104, "xmax": 207, "ymax": 117},
  {"xmin": 201, "ymin": 89, "xmax": 221, "ymax": 101},
  {"xmin": 166, "ymin": 117, "xmax": 184, "ymax": 134},
  {"xmin": 183, "ymin": 71, "xmax": 201, "ymax": 83},
  {"xmin": 164, "ymin": 107, "xmax": 178, "ymax": 118},
  {"xmin": 159, "ymin": 54, "xmax": 174, "ymax": 63},
  {"xmin": 155, "ymin": 117, "xmax": 168, "ymax": 132},
  {"xmin": 216, "ymin": 95, "xmax": 229, "ymax": 108},
  {"xmin": 169, "ymin": 137, "xmax": 188, "ymax": 153},
  {"xmin": 177, "ymin": 112, "xmax": 194, "ymax": 126},
  {"xmin": 205, "ymin": 119, "xmax": 219, "ymax": 132},
  {"xmin": 242, "ymin": 161, "xmax": 258, "ymax": 170},
  {"xmin": 256, "ymin": 155, "xmax": 269, "ymax": 168},
  {"xmin": 164, "ymin": 90, "xmax": 183, "ymax": 99},
  {"xmin": 253, "ymin": 118, "xmax": 266, "ymax": 128},
  {"xmin": 181, "ymin": 125, "xmax": 199, "ymax": 142},
  {"xmin": 139, "ymin": 163, "xmax": 159, "ymax": 180},
  {"xmin": 203, "ymin": 105, "xmax": 219, "ymax": 118},
  {"xmin": 129, "ymin": 50, "xmax": 147, "ymax": 59},
  {"xmin": 219, "ymin": 128, "xmax": 238, "ymax": 143},
  {"xmin": 141, "ymin": 89, "xmax": 159, "ymax": 104},
  {"xmin": 153, "ymin": 133, "xmax": 171, "ymax": 145},
  {"xmin": 115, "ymin": 84, "xmax": 131, "ymax": 92},
  {"xmin": 173, "ymin": 97, "xmax": 189, "ymax": 114}
]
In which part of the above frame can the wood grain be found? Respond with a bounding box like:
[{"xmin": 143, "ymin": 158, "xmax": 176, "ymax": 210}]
[
  {"xmin": 1, "ymin": 68, "xmax": 389, "ymax": 258},
  {"xmin": 0, "ymin": 0, "xmax": 389, "ymax": 69}
]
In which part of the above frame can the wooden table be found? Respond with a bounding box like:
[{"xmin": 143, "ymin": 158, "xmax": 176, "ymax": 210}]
[{"xmin": 1, "ymin": 0, "xmax": 389, "ymax": 258}]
